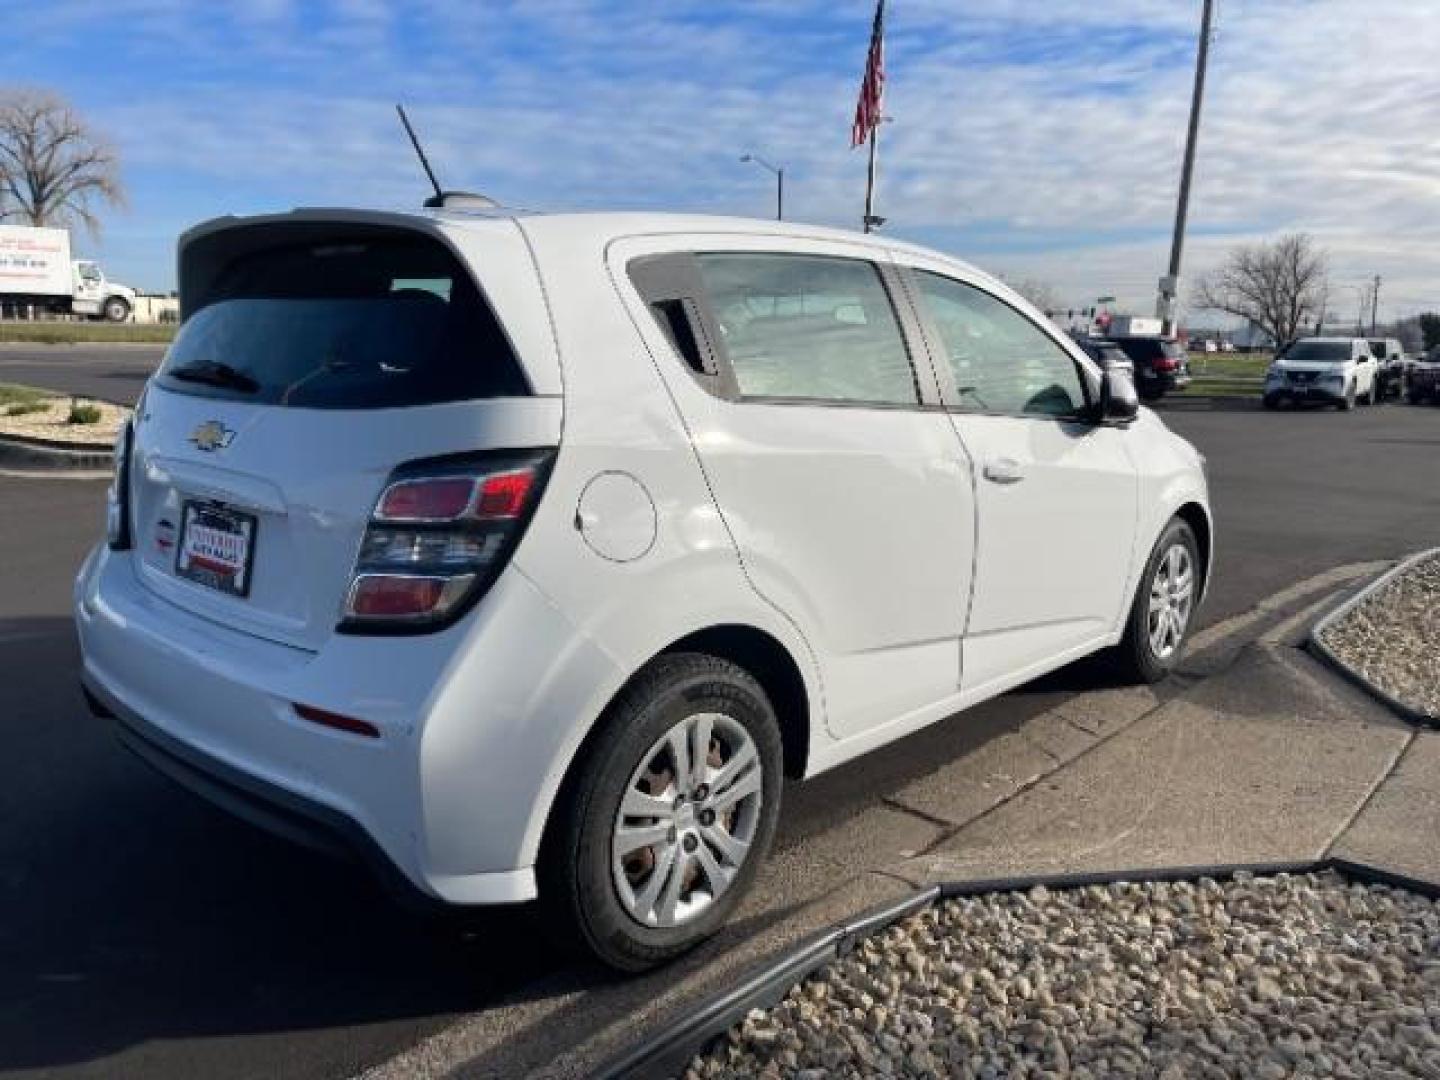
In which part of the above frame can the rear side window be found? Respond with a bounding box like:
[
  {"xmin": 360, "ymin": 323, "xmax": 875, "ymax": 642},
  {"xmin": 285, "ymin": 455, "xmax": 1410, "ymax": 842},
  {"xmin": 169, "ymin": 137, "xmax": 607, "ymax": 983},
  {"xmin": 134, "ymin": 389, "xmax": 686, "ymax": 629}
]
[
  {"xmin": 158, "ymin": 236, "xmax": 527, "ymax": 408},
  {"xmin": 694, "ymin": 253, "xmax": 919, "ymax": 406},
  {"xmin": 912, "ymin": 271, "xmax": 1086, "ymax": 417}
]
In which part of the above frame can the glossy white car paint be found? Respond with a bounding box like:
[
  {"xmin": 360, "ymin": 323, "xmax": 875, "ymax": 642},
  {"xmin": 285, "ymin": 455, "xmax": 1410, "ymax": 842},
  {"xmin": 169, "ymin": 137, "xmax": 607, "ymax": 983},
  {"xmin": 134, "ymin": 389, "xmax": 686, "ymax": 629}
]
[
  {"xmin": 76, "ymin": 208, "xmax": 1211, "ymax": 907},
  {"xmin": 1265, "ymin": 337, "xmax": 1380, "ymax": 405}
]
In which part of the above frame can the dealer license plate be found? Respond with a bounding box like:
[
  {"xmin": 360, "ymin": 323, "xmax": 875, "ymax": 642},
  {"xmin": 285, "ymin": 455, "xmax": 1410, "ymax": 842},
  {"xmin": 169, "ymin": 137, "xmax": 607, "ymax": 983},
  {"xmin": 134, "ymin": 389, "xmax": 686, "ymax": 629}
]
[{"xmin": 175, "ymin": 502, "xmax": 257, "ymax": 597}]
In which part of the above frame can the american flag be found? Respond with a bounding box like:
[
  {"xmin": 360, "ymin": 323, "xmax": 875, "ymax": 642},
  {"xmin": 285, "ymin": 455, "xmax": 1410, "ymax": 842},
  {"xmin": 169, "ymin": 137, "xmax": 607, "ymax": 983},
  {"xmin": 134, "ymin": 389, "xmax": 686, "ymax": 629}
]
[{"xmin": 850, "ymin": 0, "xmax": 886, "ymax": 148}]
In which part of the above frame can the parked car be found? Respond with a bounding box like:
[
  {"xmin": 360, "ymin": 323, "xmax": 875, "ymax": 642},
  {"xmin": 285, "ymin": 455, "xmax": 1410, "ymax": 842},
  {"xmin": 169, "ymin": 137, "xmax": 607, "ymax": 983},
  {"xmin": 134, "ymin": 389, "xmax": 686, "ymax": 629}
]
[
  {"xmin": 1368, "ymin": 337, "xmax": 1408, "ymax": 399},
  {"xmin": 1107, "ymin": 335, "xmax": 1192, "ymax": 401},
  {"xmin": 1407, "ymin": 349, "xmax": 1440, "ymax": 405},
  {"xmin": 1263, "ymin": 337, "xmax": 1381, "ymax": 410},
  {"xmin": 76, "ymin": 207, "xmax": 1212, "ymax": 970},
  {"xmin": 1072, "ymin": 335, "xmax": 1135, "ymax": 377}
]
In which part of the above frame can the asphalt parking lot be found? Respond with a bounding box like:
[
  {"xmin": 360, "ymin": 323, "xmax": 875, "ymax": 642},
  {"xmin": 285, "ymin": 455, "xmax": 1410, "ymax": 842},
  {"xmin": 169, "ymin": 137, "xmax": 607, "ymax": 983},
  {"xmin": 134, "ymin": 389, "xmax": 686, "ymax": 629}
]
[
  {"xmin": 0, "ymin": 354, "xmax": 1436, "ymax": 1079},
  {"xmin": 0, "ymin": 344, "xmax": 158, "ymax": 405}
]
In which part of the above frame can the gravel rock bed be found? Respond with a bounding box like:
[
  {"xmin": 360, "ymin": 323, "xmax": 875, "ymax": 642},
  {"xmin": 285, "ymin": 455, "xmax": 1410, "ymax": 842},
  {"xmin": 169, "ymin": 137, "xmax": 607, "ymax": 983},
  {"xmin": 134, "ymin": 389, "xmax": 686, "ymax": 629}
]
[
  {"xmin": 683, "ymin": 872, "xmax": 1440, "ymax": 1079},
  {"xmin": 0, "ymin": 393, "xmax": 128, "ymax": 445},
  {"xmin": 1319, "ymin": 554, "xmax": 1440, "ymax": 719}
]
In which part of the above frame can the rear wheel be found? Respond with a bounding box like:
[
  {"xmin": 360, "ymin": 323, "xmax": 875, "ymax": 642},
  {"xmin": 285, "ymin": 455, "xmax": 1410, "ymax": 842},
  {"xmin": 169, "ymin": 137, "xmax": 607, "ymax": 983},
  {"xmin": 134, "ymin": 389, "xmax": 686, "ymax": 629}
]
[
  {"xmin": 1262, "ymin": 394, "xmax": 1281, "ymax": 410},
  {"xmin": 541, "ymin": 654, "xmax": 783, "ymax": 971},
  {"xmin": 1109, "ymin": 518, "xmax": 1200, "ymax": 684}
]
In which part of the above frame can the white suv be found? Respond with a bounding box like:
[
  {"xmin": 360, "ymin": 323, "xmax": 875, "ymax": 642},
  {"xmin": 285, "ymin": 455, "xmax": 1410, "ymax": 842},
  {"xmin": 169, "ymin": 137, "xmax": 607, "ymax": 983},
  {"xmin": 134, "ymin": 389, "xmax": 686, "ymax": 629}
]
[
  {"xmin": 1263, "ymin": 337, "xmax": 1381, "ymax": 410},
  {"xmin": 76, "ymin": 208, "xmax": 1211, "ymax": 969}
]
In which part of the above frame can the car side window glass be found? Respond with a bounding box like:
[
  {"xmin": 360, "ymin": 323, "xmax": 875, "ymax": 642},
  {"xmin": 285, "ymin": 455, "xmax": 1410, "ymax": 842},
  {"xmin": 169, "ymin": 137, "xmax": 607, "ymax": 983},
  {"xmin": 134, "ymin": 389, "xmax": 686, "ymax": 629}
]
[
  {"xmin": 694, "ymin": 253, "xmax": 918, "ymax": 405},
  {"xmin": 913, "ymin": 271, "xmax": 1086, "ymax": 417}
]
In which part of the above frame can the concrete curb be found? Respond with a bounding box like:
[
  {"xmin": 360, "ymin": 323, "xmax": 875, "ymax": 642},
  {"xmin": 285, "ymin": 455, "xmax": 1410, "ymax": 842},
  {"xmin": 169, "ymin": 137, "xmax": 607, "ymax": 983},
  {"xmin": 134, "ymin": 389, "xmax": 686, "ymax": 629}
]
[
  {"xmin": 0, "ymin": 435, "xmax": 111, "ymax": 472},
  {"xmin": 1307, "ymin": 547, "xmax": 1440, "ymax": 728},
  {"xmin": 594, "ymin": 858, "xmax": 1440, "ymax": 1080}
]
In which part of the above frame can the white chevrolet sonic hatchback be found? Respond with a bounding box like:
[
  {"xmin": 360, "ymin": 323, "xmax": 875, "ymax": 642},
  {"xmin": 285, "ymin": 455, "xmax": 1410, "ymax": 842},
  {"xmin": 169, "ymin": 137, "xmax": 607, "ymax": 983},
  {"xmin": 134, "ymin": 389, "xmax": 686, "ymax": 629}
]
[{"xmin": 76, "ymin": 207, "xmax": 1211, "ymax": 969}]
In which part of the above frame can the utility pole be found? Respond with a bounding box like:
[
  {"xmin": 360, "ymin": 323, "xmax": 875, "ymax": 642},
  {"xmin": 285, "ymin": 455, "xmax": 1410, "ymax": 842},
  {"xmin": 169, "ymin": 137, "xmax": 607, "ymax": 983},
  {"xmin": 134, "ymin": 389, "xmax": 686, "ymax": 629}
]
[
  {"xmin": 1370, "ymin": 274, "xmax": 1381, "ymax": 335},
  {"xmin": 1156, "ymin": 0, "xmax": 1214, "ymax": 337}
]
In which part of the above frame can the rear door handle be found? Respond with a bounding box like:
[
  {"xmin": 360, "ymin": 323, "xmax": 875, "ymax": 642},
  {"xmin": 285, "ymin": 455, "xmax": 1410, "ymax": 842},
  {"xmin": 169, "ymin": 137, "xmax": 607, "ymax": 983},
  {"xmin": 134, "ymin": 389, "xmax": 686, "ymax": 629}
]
[{"xmin": 983, "ymin": 458, "xmax": 1026, "ymax": 485}]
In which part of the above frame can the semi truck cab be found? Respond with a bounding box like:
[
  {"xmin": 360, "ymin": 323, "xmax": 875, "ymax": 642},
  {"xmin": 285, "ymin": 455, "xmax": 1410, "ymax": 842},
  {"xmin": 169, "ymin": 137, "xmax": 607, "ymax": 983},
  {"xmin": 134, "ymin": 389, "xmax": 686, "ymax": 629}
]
[{"xmin": 72, "ymin": 260, "xmax": 136, "ymax": 322}]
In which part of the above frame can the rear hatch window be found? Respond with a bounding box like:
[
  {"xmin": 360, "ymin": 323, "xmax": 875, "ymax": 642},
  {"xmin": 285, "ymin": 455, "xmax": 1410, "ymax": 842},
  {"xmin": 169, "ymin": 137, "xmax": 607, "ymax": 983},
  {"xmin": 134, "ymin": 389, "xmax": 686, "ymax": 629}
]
[{"xmin": 157, "ymin": 237, "xmax": 528, "ymax": 409}]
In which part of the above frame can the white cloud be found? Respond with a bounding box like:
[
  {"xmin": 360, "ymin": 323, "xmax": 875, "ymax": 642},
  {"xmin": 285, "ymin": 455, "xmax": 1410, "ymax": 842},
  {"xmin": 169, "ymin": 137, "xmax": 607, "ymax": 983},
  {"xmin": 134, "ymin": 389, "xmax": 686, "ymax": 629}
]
[{"xmin": 9, "ymin": 0, "xmax": 1440, "ymax": 319}]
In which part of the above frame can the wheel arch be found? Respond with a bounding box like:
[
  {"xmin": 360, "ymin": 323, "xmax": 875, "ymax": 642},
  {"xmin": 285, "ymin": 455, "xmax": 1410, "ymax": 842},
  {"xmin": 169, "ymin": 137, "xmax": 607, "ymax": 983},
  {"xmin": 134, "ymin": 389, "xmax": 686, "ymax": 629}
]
[
  {"xmin": 535, "ymin": 621, "xmax": 814, "ymax": 874},
  {"xmin": 1174, "ymin": 500, "xmax": 1213, "ymax": 602}
]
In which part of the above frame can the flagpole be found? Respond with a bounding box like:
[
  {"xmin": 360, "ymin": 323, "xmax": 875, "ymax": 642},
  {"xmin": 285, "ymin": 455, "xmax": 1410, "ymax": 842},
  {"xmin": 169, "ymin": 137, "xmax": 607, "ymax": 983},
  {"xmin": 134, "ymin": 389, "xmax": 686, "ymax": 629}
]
[{"xmin": 863, "ymin": 122, "xmax": 879, "ymax": 233}]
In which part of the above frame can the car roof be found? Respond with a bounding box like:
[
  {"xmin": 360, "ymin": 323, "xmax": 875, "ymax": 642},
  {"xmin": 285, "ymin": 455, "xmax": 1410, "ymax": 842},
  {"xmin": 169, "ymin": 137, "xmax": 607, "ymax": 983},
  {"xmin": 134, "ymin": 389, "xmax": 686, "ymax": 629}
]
[{"xmin": 182, "ymin": 205, "xmax": 991, "ymax": 282}]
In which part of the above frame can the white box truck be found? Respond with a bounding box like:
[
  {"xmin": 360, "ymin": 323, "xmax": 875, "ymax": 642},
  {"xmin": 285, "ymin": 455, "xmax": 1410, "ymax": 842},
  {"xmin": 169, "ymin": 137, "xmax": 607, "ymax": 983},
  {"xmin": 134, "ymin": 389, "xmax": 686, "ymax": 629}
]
[{"xmin": 0, "ymin": 225, "xmax": 138, "ymax": 322}]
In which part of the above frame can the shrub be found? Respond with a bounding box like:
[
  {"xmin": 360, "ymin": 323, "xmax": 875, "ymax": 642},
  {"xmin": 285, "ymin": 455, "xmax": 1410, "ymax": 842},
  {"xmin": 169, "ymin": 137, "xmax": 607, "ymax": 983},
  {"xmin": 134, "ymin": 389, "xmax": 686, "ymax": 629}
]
[
  {"xmin": 5, "ymin": 401, "xmax": 48, "ymax": 417},
  {"xmin": 67, "ymin": 402, "xmax": 103, "ymax": 425}
]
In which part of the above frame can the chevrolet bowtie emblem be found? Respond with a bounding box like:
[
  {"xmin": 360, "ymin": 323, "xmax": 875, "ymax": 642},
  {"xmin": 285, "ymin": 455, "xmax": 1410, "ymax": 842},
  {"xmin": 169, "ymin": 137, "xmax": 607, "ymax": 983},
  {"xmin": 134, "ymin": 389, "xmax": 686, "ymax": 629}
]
[{"xmin": 189, "ymin": 420, "xmax": 236, "ymax": 452}]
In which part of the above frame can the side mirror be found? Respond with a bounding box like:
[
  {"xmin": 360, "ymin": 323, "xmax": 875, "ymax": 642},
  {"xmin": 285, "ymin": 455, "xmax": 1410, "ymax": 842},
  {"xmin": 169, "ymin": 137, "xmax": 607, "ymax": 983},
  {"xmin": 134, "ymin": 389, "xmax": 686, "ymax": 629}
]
[{"xmin": 1098, "ymin": 367, "xmax": 1139, "ymax": 423}]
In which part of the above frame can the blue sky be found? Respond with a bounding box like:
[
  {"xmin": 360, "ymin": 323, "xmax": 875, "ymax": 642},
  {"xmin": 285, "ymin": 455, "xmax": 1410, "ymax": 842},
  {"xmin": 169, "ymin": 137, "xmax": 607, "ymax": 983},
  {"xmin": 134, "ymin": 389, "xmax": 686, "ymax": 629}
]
[{"xmin": 5, "ymin": 1, "xmax": 1439, "ymax": 320}]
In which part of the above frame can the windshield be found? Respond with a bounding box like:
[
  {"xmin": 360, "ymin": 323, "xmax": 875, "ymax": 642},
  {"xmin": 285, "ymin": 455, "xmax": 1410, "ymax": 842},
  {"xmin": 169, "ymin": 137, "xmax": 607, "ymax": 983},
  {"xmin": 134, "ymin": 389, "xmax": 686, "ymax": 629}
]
[
  {"xmin": 157, "ymin": 237, "xmax": 528, "ymax": 409},
  {"xmin": 1281, "ymin": 341, "xmax": 1351, "ymax": 364}
]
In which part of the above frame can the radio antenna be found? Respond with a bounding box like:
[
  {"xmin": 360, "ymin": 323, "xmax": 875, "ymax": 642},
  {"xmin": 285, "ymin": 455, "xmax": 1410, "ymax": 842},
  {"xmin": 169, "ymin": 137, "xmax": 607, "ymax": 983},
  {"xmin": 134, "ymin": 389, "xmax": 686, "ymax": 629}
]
[{"xmin": 395, "ymin": 104, "xmax": 444, "ymax": 206}]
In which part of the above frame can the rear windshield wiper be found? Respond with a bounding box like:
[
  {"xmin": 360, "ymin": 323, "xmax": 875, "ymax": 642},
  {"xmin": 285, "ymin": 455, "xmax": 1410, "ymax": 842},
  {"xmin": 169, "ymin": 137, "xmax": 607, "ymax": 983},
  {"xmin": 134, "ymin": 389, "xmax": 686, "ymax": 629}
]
[{"xmin": 167, "ymin": 361, "xmax": 261, "ymax": 394}]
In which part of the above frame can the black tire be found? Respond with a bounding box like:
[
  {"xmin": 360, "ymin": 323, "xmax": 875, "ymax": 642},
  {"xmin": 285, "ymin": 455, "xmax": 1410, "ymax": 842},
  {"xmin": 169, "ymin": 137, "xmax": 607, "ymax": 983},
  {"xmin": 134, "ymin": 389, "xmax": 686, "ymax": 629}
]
[
  {"xmin": 1138, "ymin": 381, "xmax": 1165, "ymax": 402},
  {"xmin": 540, "ymin": 653, "xmax": 783, "ymax": 971},
  {"xmin": 1108, "ymin": 518, "xmax": 1201, "ymax": 684},
  {"xmin": 103, "ymin": 296, "xmax": 131, "ymax": 323},
  {"xmin": 1337, "ymin": 383, "xmax": 1355, "ymax": 411},
  {"xmin": 1262, "ymin": 394, "xmax": 1280, "ymax": 410}
]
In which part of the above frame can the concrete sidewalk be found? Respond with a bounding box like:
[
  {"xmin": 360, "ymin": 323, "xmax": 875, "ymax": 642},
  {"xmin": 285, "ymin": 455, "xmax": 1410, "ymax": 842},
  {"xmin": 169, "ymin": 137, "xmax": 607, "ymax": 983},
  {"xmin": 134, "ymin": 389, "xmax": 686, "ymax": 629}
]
[{"xmin": 361, "ymin": 560, "xmax": 1437, "ymax": 1080}]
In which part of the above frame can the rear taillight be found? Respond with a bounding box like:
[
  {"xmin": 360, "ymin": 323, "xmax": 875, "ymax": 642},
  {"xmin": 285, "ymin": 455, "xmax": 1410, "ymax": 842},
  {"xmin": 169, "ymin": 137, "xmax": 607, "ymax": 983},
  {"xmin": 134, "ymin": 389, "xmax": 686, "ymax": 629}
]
[
  {"xmin": 106, "ymin": 419, "xmax": 134, "ymax": 550},
  {"xmin": 339, "ymin": 450, "xmax": 553, "ymax": 632}
]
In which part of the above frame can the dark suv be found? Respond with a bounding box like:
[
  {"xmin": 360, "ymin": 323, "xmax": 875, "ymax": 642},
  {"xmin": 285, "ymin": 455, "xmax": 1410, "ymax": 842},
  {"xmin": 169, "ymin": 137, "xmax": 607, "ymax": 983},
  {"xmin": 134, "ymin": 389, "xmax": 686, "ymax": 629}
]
[
  {"xmin": 1408, "ymin": 349, "xmax": 1440, "ymax": 405},
  {"xmin": 1108, "ymin": 337, "xmax": 1191, "ymax": 401}
]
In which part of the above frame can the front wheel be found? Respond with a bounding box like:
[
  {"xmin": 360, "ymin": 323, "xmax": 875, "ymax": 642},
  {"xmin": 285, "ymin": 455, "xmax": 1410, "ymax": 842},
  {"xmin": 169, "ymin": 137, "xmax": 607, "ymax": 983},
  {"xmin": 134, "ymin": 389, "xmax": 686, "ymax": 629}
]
[
  {"xmin": 1108, "ymin": 519, "xmax": 1200, "ymax": 684},
  {"xmin": 541, "ymin": 654, "xmax": 783, "ymax": 971},
  {"xmin": 103, "ymin": 296, "xmax": 131, "ymax": 322}
]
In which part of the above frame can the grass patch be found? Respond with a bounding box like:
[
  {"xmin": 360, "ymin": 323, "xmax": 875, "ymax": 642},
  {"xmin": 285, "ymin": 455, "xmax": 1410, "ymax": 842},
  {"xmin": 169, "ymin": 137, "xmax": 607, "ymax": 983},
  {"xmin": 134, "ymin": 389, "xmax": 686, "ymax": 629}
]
[
  {"xmin": 1186, "ymin": 351, "xmax": 1272, "ymax": 377},
  {"xmin": 0, "ymin": 382, "xmax": 52, "ymax": 407},
  {"xmin": 5, "ymin": 400, "xmax": 49, "ymax": 417},
  {"xmin": 0, "ymin": 321, "xmax": 175, "ymax": 345}
]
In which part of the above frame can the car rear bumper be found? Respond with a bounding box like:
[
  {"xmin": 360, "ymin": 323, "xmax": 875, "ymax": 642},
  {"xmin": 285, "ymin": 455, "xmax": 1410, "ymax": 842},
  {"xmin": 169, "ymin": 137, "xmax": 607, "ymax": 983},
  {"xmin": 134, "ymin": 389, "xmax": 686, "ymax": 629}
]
[
  {"xmin": 75, "ymin": 542, "xmax": 621, "ymax": 907},
  {"xmin": 82, "ymin": 672, "xmax": 445, "ymax": 910}
]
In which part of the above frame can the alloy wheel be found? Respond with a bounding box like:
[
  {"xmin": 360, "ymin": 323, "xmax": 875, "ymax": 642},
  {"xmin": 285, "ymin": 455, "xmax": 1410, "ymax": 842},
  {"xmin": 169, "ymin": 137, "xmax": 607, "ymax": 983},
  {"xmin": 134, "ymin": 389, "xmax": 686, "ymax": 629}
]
[
  {"xmin": 1148, "ymin": 543, "xmax": 1195, "ymax": 661},
  {"xmin": 611, "ymin": 711, "xmax": 763, "ymax": 928}
]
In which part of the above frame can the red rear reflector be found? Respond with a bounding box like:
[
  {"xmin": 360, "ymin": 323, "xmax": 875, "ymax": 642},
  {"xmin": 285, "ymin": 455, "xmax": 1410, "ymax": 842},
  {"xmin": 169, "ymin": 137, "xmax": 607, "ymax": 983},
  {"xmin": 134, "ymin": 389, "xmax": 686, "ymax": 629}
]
[
  {"xmin": 475, "ymin": 469, "xmax": 535, "ymax": 519},
  {"xmin": 349, "ymin": 575, "xmax": 445, "ymax": 617},
  {"xmin": 294, "ymin": 703, "xmax": 380, "ymax": 739},
  {"xmin": 379, "ymin": 478, "xmax": 475, "ymax": 521}
]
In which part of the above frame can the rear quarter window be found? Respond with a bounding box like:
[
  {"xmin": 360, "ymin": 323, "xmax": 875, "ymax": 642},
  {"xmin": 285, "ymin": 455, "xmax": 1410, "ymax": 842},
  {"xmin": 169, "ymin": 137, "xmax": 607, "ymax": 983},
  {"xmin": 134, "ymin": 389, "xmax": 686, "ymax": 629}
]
[{"xmin": 158, "ymin": 236, "xmax": 528, "ymax": 409}]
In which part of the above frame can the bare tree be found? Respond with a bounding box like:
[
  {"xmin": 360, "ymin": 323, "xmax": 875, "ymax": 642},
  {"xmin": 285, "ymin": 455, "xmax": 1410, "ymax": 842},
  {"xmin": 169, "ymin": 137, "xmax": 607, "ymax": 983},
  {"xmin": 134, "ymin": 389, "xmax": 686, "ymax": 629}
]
[
  {"xmin": 1196, "ymin": 234, "xmax": 1329, "ymax": 349},
  {"xmin": 1001, "ymin": 276, "xmax": 1062, "ymax": 316},
  {"xmin": 0, "ymin": 88, "xmax": 124, "ymax": 235}
]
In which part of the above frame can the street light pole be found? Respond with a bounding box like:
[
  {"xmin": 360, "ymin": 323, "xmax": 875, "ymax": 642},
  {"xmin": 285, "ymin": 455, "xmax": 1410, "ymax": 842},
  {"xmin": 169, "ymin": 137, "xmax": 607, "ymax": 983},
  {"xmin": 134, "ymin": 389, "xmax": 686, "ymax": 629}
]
[
  {"xmin": 740, "ymin": 154, "xmax": 785, "ymax": 221},
  {"xmin": 1157, "ymin": 0, "xmax": 1214, "ymax": 336}
]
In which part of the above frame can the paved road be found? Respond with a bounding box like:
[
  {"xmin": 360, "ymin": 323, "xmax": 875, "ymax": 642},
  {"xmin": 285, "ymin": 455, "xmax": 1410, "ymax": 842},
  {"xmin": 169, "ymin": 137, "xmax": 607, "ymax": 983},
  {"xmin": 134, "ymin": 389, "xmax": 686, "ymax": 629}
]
[
  {"xmin": 0, "ymin": 344, "xmax": 162, "ymax": 405},
  {"xmin": 0, "ymin": 392, "xmax": 1436, "ymax": 1079}
]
